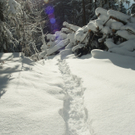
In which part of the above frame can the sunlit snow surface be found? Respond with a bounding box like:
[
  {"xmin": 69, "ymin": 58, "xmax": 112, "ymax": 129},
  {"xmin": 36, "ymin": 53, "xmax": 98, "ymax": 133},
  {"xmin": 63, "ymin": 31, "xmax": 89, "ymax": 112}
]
[
  {"xmin": 66, "ymin": 50, "xmax": 135, "ymax": 135},
  {"xmin": 0, "ymin": 53, "xmax": 65, "ymax": 135},
  {"xmin": 1, "ymin": 51, "xmax": 135, "ymax": 135}
]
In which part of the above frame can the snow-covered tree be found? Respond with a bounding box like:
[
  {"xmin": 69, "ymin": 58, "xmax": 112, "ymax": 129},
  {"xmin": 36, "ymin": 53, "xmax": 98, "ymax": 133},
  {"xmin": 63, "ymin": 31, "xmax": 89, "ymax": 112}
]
[
  {"xmin": 20, "ymin": 0, "xmax": 47, "ymax": 56},
  {"xmin": 0, "ymin": 0, "xmax": 47, "ymax": 56},
  {"xmin": 119, "ymin": 0, "xmax": 127, "ymax": 13},
  {"xmin": 0, "ymin": 0, "xmax": 23, "ymax": 52}
]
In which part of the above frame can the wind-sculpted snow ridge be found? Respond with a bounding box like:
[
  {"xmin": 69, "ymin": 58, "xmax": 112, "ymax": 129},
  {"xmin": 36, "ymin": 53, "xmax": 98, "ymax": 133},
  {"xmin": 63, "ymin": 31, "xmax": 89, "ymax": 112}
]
[{"xmin": 58, "ymin": 59, "xmax": 91, "ymax": 135}]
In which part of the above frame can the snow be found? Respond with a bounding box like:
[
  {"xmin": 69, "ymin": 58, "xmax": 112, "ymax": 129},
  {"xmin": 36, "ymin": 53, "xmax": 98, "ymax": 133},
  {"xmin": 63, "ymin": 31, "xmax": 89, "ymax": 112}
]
[
  {"xmin": 1, "ymin": 51, "xmax": 135, "ymax": 135},
  {"xmin": 55, "ymin": 31, "xmax": 67, "ymax": 40},
  {"xmin": 116, "ymin": 30, "xmax": 135, "ymax": 40},
  {"xmin": 8, "ymin": 0, "xmax": 22, "ymax": 16},
  {"xmin": 111, "ymin": 22, "xmax": 124, "ymax": 30},
  {"xmin": 47, "ymin": 39, "xmax": 69, "ymax": 55},
  {"xmin": 105, "ymin": 39, "xmax": 135, "ymax": 57},
  {"xmin": 61, "ymin": 28, "xmax": 73, "ymax": 34},
  {"xmin": 47, "ymin": 41, "xmax": 56, "ymax": 48},
  {"xmin": 0, "ymin": 53, "xmax": 65, "ymax": 135},
  {"xmin": 46, "ymin": 34, "xmax": 56, "ymax": 41},
  {"xmin": 74, "ymin": 28, "xmax": 89, "ymax": 43},
  {"xmin": 46, "ymin": 8, "xmax": 135, "ymax": 57},
  {"xmin": 1, "ymin": 5, "xmax": 135, "ymax": 135},
  {"xmin": 98, "ymin": 14, "xmax": 109, "ymax": 22},
  {"xmin": 72, "ymin": 44, "xmax": 86, "ymax": 52},
  {"xmin": 87, "ymin": 20, "xmax": 98, "ymax": 32},
  {"xmin": 67, "ymin": 33, "xmax": 76, "ymax": 44},
  {"xmin": 105, "ymin": 38, "xmax": 115, "ymax": 48},
  {"xmin": 63, "ymin": 22, "xmax": 80, "ymax": 32},
  {"xmin": 101, "ymin": 26, "xmax": 111, "ymax": 34},
  {"xmin": 66, "ymin": 50, "xmax": 135, "ymax": 135},
  {"xmin": 75, "ymin": 28, "xmax": 86, "ymax": 42},
  {"xmin": 121, "ymin": 23, "xmax": 135, "ymax": 33},
  {"xmin": 107, "ymin": 10, "xmax": 130, "ymax": 23},
  {"xmin": 95, "ymin": 7, "xmax": 107, "ymax": 16}
]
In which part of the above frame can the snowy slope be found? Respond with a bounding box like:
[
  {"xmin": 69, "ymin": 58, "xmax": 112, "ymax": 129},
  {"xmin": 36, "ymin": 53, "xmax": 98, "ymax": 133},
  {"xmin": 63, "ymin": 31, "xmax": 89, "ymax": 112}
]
[{"xmin": 1, "ymin": 51, "xmax": 135, "ymax": 135}]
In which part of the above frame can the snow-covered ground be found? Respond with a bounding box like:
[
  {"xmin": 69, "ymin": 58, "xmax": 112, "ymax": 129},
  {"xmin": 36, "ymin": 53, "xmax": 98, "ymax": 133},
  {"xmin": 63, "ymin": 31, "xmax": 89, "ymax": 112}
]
[
  {"xmin": 0, "ymin": 53, "xmax": 65, "ymax": 135},
  {"xmin": 0, "ymin": 51, "xmax": 135, "ymax": 135}
]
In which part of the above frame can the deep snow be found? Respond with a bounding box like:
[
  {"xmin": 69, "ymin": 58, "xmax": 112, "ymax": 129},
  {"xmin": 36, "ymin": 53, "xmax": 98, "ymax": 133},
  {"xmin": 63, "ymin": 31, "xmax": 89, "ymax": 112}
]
[{"xmin": 0, "ymin": 51, "xmax": 135, "ymax": 135}]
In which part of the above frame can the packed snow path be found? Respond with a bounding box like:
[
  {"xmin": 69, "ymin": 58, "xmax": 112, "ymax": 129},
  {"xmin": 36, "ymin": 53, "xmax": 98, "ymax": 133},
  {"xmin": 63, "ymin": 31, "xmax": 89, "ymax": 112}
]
[{"xmin": 58, "ymin": 58, "xmax": 91, "ymax": 135}]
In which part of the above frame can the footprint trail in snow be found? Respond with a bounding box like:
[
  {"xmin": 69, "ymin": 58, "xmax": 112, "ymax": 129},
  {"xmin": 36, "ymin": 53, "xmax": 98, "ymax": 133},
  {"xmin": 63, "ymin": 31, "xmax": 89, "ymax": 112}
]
[{"xmin": 58, "ymin": 59, "xmax": 90, "ymax": 135}]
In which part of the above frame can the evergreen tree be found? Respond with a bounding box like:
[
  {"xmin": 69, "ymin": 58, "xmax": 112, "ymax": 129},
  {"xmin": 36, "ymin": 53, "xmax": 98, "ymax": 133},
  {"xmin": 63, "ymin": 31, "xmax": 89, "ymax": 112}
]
[
  {"xmin": 0, "ymin": 0, "xmax": 46, "ymax": 55},
  {"xmin": 119, "ymin": 0, "xmax": 127, "ymax": 13}
]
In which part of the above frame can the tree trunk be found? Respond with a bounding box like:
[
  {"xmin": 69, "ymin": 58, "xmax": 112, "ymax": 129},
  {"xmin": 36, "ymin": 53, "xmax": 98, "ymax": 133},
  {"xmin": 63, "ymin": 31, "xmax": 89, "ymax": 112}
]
[{"xmin": 82, "ymin": 0, "xmax": 86, "ymax": 25}]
